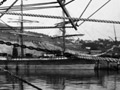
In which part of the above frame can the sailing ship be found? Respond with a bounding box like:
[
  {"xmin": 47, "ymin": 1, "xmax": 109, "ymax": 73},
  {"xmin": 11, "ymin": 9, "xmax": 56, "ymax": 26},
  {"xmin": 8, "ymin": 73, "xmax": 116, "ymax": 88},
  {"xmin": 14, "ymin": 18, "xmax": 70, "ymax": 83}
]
[
  {"xmin": 0, "ymin": 0, "xmax": 98, "ymax": 70},
  {"xmin": 0, "ymin": 32, "xmax": 96, "ymax": 70},
  {"xmin": 0, "ymin": 0, "xmax": 119, "ymax": 70},
  {"xmin": 0, "ymin": 36, "xmax": 96, "ymax": 70}
]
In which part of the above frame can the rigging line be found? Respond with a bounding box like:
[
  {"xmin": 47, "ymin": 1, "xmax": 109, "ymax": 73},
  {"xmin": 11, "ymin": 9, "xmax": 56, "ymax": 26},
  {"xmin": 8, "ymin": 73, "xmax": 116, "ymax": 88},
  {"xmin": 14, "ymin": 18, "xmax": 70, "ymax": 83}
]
[
  {"xmin": 0, "ymin": 0, "xmax": 18, "ymax": 18},
  {"xmin": 65, "ymin": 0, "xmax": 75, "ymax": 5},
  {"xmin": 0, "ymin": 19, "xmax": 17, "ymax": 31},
  {"xmin": 1, "ymin": 11, "xmax": 120, "ymax": 24},
  {"xmin": 0, "ymin": 2, "xmax": 58, "ymax": 9},
  {"xmin": 0, "ymin": 0, "xmax": 73, "ymax": 10},
  {"xmin": 113, "ymin": 24, "xmax": 117, "ymax": 42},
  {"xmin": 78, "ymin": 0, "xmax": 92, "ymax": 21},
  {"xmin": 1, "ymin": 6, "xmax": 61, "ymax": 11},
  {"xmin": 78, "ymin": 0, "xmax": 111, "ymax": 26},
  {"xmin": 0, "ymin": 0, "xmax": 7, "ymax": 6},
  {"xmin": 0, "ymin": 26, "xmax": 73, "ymax": 29}
]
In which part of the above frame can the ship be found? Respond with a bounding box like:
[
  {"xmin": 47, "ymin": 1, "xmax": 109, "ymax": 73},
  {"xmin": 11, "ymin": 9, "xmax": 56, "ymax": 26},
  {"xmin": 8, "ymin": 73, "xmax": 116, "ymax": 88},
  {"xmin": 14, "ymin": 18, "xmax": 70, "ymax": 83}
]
[
  {"xmin": 0, "ymin": 0, "xmax": 119, "ymax": 70},
  {"xmin": 0, "ymin": 36, "xmax": 96, "ymax": 70}
]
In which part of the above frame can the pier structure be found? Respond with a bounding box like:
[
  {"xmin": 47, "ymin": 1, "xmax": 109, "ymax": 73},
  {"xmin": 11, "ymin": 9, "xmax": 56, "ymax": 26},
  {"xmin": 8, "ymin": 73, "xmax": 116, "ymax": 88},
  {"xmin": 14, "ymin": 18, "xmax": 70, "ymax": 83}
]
[
  {"xmin": 0, "ymin": 40, "xmax": 120, "ymax": 70},
  {"xmin": 77, "ymin": 54, "xmax": 120, "ymax": 70}
]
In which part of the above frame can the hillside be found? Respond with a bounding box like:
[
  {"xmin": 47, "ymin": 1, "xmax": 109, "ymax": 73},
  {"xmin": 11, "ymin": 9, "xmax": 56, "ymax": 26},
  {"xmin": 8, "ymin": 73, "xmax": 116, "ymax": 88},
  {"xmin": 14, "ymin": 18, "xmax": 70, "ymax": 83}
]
[{"xmin": 0, "ymin": 26, "xmax": 80, "ymax": 57}]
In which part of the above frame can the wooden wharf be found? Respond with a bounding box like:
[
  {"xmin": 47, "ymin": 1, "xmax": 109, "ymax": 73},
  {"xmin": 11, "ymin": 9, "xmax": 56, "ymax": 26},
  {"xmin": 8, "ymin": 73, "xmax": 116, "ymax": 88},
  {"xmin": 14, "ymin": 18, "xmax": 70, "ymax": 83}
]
[
  {"xmin": 0, "ymin": 54, "xmax": 119, "ymax": 70},
  {"xmin": 77, "ymin": 54, "xmax": 120, "ymax": 70},
  {"xmin": 0, "ymin": 40, "xmax": 120, "ymax": 70},
  {"xmin": 0, "ymin": 38, "xmax": 119, "ymax": 70}
]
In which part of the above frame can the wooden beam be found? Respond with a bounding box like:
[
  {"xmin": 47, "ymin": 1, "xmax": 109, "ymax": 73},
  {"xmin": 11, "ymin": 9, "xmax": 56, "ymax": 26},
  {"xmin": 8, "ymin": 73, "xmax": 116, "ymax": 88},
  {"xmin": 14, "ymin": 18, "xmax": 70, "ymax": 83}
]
[{"xmin": 57, "ymin": 0, "xmax": 77, "ymax": 30}]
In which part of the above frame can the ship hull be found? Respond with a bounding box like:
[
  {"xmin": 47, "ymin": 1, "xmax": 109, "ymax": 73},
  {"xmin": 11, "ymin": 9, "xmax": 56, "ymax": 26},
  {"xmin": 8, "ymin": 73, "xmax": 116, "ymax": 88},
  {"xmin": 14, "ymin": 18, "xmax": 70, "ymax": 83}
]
[{"xmin": 0, "ymin": 58, "xmax": 96, "ymax": 70}]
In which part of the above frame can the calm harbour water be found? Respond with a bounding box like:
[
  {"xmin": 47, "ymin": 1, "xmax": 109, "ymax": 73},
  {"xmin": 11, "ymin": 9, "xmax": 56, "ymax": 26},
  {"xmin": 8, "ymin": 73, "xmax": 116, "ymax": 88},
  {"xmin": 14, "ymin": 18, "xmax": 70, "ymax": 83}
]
[{"xmin": 0, "ymin": 69, "xmax": 120, "ymax": 90}]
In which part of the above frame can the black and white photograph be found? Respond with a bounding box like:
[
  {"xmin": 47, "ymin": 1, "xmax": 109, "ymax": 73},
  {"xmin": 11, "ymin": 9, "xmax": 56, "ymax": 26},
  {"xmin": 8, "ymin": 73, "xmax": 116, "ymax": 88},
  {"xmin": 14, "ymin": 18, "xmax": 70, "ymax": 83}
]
[{"xmin": 0, "ymin": 0, "xmax": 120, "ymax": 90}]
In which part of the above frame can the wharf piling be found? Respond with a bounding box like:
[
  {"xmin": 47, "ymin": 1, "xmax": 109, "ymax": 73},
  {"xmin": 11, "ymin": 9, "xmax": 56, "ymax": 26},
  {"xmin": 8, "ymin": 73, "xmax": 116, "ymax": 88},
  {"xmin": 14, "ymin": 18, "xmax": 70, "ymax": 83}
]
[{"xmin": 78, "ymin": 55, "xmax": 120, "ymax": 70}]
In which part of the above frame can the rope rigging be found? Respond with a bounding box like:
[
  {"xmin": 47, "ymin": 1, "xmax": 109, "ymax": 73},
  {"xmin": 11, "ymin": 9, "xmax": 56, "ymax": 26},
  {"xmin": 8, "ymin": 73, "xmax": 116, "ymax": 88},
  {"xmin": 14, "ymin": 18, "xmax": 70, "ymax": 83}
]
[
  {"xmin": 0, "ymin": 26, "xmax": 73, "ymax": 30},
  {"xmin": 0, "ymin": 1, "xmax": 75, "ymax": 11},
  {"xmin": 0, "ymin": 0, "xmax": 7, "ymax": 6},
  {"xmin": 0, "ymin": 1, "xmax": 58, "ymax": 9},
  {"xmin": 0, "ymin": 2, "xmax": 60, "ymax": 11},
  {"xmin": 7, "ymin": 6, "xmax": 60, "ymax": 11},
  {"xmin": 75, "ymin": 0, "xmax": 92, "ymax": 26},
  {"xmin": 0, "ymin": 11, "xmax": 120, "ymax": 25},
  {"xmin": 0, "ymin": 1, "xmax": 74, "ymax": 11},
  {"xmin": 78, "ymin": 0, "xmax": 111, "ymax": 26},
  {"xmin": 78, "ymin": 0, "xmax": 92, "ymax": 20},
  {"xmin": 0, "ymin": 0, "xmax": 18, "ymax": 18}
]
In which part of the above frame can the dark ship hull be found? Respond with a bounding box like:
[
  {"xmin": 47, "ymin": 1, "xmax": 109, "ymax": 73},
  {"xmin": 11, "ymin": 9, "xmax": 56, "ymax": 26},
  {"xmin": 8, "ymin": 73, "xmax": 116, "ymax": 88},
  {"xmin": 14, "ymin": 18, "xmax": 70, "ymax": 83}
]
[{"xmin": 0, "ymin": 57, "xmax": 96, "ymax": 70}]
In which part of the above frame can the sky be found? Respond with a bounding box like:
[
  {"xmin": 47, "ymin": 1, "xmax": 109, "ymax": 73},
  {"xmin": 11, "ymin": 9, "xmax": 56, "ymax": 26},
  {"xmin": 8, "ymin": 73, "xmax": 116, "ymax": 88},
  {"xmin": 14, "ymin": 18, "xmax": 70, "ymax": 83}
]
[{"xmin": 0, "ymin": 0, "xmax": 120, "ymax": 41}]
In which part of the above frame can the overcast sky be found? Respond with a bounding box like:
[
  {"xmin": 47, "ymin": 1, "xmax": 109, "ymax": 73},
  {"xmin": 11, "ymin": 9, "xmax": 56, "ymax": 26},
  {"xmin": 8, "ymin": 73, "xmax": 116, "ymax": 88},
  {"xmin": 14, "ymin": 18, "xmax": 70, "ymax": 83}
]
[{"xmin": 0, "ymin": 0, "xmax": 120, "ymax": 41}]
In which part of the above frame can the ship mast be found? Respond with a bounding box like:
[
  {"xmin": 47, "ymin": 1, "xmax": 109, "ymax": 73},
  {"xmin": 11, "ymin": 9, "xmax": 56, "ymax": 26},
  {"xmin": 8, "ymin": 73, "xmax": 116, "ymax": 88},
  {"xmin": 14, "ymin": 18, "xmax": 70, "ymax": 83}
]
[
  {"xmin": 19, "ymin": 0, "xmax": 24, "ymax": 57},
  {"xmin": 113, "ymin": 25, "xmax": 117, "ymax": 45},
  {"xmin": 62, "ymin": 0, "xmax": 66, "ymax": 55}
]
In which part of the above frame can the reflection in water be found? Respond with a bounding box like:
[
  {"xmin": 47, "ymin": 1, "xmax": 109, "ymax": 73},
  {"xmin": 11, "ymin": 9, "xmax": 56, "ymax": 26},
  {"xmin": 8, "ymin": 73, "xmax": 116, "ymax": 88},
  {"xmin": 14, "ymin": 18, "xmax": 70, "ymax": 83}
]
[{"xmin": 0, "ymin": 69, "xmax": 120, "ymax": 90}]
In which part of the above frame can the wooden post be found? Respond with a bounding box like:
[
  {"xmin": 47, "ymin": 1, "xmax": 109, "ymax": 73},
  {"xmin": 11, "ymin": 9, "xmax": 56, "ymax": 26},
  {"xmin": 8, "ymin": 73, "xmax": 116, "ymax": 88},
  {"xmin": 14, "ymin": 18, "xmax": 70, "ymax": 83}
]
[
  {"xmin": 27, "ymin": 62, "xmax": 29, "ymax": 70},
  {"xmin": 5, "ymin": 55, "xmax": 9, "ymax": 70},
  {"xmin": 95, "ymin": 60, "xmax": 100, "ymax": 70},
  {"xmin": 16, "ymin": 60, "xmax": 19, "ymax": 72},
  {"xmin": 19, "ymin": 80, "xmax": 24, "ymax": 90},
  {"xmin": 117, "ymin": 61, "xmax": 120, "ymax": 70},
  {"xmin": 19, "ymin": 0, "xmax": 24, "ymax": 57},
  {"xmin": 107, "ymin": 61, "xmax": 110, "ymax": 70},
  {"xmin": 5, "ymin": 61, "xmax": 8, "ymax": 70}
]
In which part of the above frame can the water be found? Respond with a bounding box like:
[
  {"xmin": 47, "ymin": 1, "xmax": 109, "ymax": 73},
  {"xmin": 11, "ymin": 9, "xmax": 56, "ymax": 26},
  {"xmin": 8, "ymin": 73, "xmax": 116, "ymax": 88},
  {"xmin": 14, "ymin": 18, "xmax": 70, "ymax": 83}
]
[{"xmin": 0, "ymin": 69, "xmax": 120, "ymax": 90}]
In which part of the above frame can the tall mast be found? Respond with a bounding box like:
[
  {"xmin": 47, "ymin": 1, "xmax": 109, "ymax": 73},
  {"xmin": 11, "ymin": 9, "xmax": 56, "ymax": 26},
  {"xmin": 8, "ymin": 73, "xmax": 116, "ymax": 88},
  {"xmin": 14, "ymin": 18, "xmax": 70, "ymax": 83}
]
[
  {"xmin": 19, "ymin": 0, "xmax": 24, "ymax": 57},
  {"xmin": 62, "ymin": 0, "xmax": 66, "ymax": 54},
  {"xmin": 113, "ymin": 25, "xmax": 117, "ymax": 45}
]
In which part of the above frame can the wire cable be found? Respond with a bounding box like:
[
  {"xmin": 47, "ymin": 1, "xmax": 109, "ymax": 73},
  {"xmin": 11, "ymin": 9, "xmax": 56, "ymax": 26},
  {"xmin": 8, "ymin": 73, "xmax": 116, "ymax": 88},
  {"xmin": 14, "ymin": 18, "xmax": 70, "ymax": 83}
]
[
  {"xmin": 0, "ymin": 0, "xmax": 18, "ymax": 18},
  {"xmin": 0, "ymin": 1, "xmax": 58, "ymax": 9},
  {"xmin": 78, "ymin": 0, "xmax": 92, "ymax": 20},
  {"xmin": 78, "ymin": 0, "xmax": 111, "ymax": 26}
]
